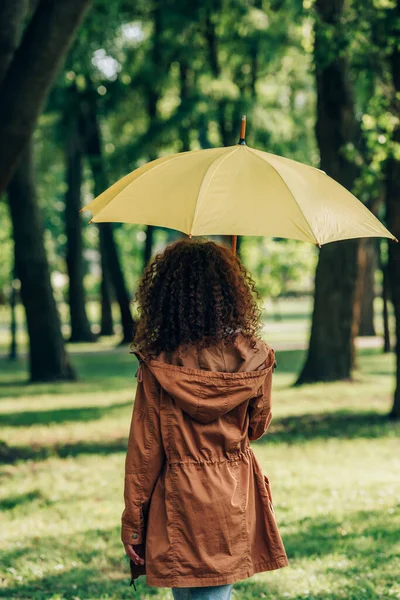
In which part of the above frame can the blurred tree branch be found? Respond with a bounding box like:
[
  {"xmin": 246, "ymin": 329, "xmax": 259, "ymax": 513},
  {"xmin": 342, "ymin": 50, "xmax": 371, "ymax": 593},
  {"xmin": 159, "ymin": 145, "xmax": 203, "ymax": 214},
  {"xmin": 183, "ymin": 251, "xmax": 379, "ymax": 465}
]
[
  {"xmin": 0, "ymin": 0, "xmax": 91, "ymax": 194},
  {"xmin": 0, "ymin": 0, "xmax": 27, "ymax": 85},
  {"xmin": 296, "ymin": 0, "xmax": 361, "ymax": 384}
]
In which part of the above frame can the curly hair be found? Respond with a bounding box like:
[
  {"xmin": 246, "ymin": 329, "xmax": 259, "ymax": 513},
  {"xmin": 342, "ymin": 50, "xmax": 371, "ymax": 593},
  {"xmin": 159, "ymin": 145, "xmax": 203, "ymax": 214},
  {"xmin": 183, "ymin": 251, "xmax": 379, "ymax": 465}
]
[{"xmin": 130, "ymin": 238, "xmax": 264, "ymax": 361}]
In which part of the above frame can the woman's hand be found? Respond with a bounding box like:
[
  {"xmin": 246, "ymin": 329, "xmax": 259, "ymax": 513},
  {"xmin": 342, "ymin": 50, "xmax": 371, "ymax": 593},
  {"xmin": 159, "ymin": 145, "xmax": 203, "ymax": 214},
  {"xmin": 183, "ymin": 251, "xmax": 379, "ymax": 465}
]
[{"xmin": 124, "ymin": 542, "xmax": 145, "ymax": 565}]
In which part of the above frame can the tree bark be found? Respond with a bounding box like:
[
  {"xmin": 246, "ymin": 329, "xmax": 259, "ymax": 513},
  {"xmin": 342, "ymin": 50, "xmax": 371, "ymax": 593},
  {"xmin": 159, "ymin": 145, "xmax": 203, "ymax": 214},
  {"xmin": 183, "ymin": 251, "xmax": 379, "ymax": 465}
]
[
  {"xmin": 140, "ymin": 7, "xmax": 163, "ymax": 275},
  {"xmin": 144, "ymin": 225, "xmax": 155, "ymax": 267},
  {"xmin": 64, "ymin": 96, "xmax": 96, "ymax": 343},
  {"xmin": 99, "ymin": 242, "xmax": 114, "ymax": 336},
  {"xmin": 357, "ymin": 239, "xmax": 377, "ymax": 337},
  {"xmin": 179, "ymin": 60, "xmax": 191, "ymax": 152},
  {"xmin": 7, "ymin": 140, "xmax": 75, "ymax": 382},
  {"xmin": 379, "ymin": 243, "xmax": 392, "ymax": 353},
  {"xmin": 387, "ymin": 1, "xmax": 400, "ymax": 418},
  {"xmin": 100, "ymin": 223, "xmax": 135, "ymax": 343},
  {"xmin": 387, "ymin": 161, "xmax": 400, "ymax": 419},
  {"xmin": 81, "ymin": 90, "xmax": 135, "ymax": 344},
  {"xmin": 0, "ymin": 0, "xmax": 26, "ymax": 85},
  {"xmin": 0, "ymin": 0, "xmax": 92, "ymax": 194},
  {"xmin": 205, "ymin": 14, "xmax": 231, "ymax": 146},
  {"xmin": 8, "ymin": 261, "xmax": 18, "ymax": 361},
  {"xmin": 296, "ymin": 0, "xmax": 361, "ymax": 384}
]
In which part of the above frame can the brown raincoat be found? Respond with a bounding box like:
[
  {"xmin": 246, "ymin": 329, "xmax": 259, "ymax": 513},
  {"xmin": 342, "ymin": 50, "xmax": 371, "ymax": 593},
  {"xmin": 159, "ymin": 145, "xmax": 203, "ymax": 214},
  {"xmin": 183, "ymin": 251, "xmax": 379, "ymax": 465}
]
[{"xmin": 121, "ymin": 333, "xmax": 289, "ymax": 588}]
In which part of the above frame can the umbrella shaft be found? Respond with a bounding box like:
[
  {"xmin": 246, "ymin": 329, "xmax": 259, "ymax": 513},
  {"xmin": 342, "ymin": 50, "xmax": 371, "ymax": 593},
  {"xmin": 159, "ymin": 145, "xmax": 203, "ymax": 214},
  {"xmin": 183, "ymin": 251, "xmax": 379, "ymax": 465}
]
[{"xmin": 231, "ymin": 235, "xmax": 237, "ymax": 255}]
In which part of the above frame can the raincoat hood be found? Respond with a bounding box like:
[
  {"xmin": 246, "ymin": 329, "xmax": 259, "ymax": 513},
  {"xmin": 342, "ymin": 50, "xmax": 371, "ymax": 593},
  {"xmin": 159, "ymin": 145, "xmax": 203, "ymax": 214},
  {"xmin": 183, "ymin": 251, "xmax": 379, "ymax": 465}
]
[{"xmin": 131, "ymin": 337, "xmax": 274, "ymax": 424}]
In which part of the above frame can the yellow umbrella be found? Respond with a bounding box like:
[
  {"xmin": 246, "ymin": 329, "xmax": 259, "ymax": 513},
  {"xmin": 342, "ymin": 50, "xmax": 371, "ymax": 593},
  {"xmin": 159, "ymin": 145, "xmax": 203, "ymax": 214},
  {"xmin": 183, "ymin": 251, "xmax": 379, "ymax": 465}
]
[{"xmin": 81, "ymin": 116, "xmax": 397, "ymax": 249}]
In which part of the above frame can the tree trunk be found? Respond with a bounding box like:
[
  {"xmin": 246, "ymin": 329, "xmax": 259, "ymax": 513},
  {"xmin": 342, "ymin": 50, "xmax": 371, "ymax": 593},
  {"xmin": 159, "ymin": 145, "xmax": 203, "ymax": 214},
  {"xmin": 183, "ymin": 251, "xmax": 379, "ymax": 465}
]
[
  {"xmin": 100, "ymin": 223, "xmax": 135, "ymax": 343},
  {"xmin": 205, "ymin": 14, "xmax": 231, "ymax": 147},
  {"xmin": 297, "ymin": 240, "xmax": 359, "ymax": 383},
  {"xmin": 387, "ymin": 153, "xmax": 400, "ymax": 418},
  {"xmin": 236, "ymin": 235, "xmax": 243, "ymax": 259},
  {"xmin": 387, "ymin": 1, "xmax": 400, "ymax": 418},
  {"xmin": 296, "ymin": 0, "xmax": 361, "ymax": 384},
  {"xmin": 0, "ymin": 0, "xmax": 91, "ymax": 194},
  {"xmin": 7, "ymin": 140, "xmax": 75, "ymax": 381},
  {"xmin": 357, "ymin": 239, "xmax": 377, "ymax": 337},
  {"xmin": 0, "ymin": 0, "xmax": 26, "ymax": 85},
  {"xmin": 351, "ymin": 240, "xmax": 367, "ymax": 371},
  {"xmin": 198, "ymin": 113, "xmax": 212, "ymax": 149},
  {"xmin": 179, "ymin": 60, "xmax": 191, "ymax": 152},
  {"xmin": 81, "ymin": 90, "xmax": 135, "ymax": 344},
  {"xmin": 64, "ymin": 98, "xmax": 96, "ymax": 342},
  {"xmin": 380, "ymin": 242, "xmax": 392, "ymax": 353},
  {"xmin": 8, "ymin": 261, "xmax": 18, "ymax": 360},
  {"xmin": 144, "ymin": 225, "xmax": 155, "ymax": 267},
  {"xmin": 354, "ymin": 238, "xmax": 377, "ymax": 336},
  {"xmin": 140, "ymin": 7, "xmax": 163, "ymax": 275},
  {"xmin": 99, "ymin": 242, "xmax": 114, "ymax": 336}
]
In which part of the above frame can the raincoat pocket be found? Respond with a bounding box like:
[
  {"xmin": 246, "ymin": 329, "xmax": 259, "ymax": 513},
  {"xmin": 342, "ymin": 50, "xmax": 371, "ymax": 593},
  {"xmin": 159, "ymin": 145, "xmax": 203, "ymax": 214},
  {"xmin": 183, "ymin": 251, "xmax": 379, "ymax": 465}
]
[{"xmin": 263, "ymin": 474, "xmax": 275, "ymax": 515}]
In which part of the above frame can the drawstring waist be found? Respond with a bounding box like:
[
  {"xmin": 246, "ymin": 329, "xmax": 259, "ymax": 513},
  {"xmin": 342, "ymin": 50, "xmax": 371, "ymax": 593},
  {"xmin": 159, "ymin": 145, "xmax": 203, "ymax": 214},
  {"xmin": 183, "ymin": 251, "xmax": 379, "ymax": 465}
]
[{"xmin": 169, "ymin": 446, "xmax": 252, "ymax": 466}]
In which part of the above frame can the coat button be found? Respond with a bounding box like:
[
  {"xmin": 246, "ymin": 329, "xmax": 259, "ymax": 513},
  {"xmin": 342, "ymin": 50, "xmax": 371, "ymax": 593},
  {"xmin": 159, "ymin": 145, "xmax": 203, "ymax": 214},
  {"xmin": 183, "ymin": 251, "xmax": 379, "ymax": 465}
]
[{"xmin": 132, "ymin": 533, "xmax": 138, "ymax": 539}]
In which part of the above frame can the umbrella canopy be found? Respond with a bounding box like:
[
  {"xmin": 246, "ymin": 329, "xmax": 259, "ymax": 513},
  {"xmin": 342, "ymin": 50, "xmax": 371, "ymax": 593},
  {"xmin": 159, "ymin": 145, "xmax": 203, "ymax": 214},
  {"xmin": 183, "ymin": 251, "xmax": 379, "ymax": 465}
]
[{"xmin": 81, "ymin": 132, "xmax": 396, "ymax": 247}]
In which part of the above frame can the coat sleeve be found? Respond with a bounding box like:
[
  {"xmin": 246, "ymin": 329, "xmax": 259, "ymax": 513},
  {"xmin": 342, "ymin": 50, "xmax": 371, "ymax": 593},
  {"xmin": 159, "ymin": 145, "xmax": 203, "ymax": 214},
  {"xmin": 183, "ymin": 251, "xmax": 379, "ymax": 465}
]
[
  {"xmin": 121, "ymin": 361, "xmax": 166, "ymax": 545},
  {"xmin": 247, "ymin": 346, "xmax": 276, "ymax": 442}
]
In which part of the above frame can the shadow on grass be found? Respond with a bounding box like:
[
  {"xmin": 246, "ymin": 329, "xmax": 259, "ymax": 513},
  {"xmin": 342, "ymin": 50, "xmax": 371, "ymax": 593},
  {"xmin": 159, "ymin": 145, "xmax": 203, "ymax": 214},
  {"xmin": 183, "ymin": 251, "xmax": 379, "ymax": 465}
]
[
  {"xmin": 0, "ymin": 377, "xmax": 137, "ymax": 400},
  {"xmin": 0, "ymin": 490, "xmax": 43, "ymax": 511},
  {"xmin": 0, "ymin": 352, "xmax": 138, "ymax": 399},
  {"xmin": 0, "ymin": 526, "xmax": 148, "ymax": 600},
  {"xmin": 281, "ymin": 506, "xmax": 400, "ymax": 561},
  {"xmin": 0, "ymin": 567, "xmax": 147, "ymax": 600},
  {"xmin": 0, "ymin": 346, "xmax": 393, "ymax": 401},
  {"xmin": 274, "ymin": 347, "xmax": 395, "ymax": 378},
  {"xmin": 2, "ymin": 409, "xmax": 399, "ymax": 466},
  {"xmin": 0, "ymin": 400, "xmax": 133, "ymax": 428},
  {"xmin": 0, "ymin": 507, "xmax": 398, "ymax": 599},
  {"xmin": 0, "ymin": 438, "xmax": 128, "ymax": 464},
  {"xmin": 234, "ymin": 506, "xmax": 399, "ymax": 599},
  {"xmin": 256, "ymin": 410, "xmax": 399, "ymax": 445}
]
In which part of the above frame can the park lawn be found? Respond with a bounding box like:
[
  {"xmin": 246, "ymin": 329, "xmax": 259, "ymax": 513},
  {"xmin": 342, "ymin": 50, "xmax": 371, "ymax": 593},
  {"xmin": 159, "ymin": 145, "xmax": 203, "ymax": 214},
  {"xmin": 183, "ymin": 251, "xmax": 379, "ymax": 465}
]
[{"xmin": 0, "ymin": 338, "xmax": 399, "ymax": 599}]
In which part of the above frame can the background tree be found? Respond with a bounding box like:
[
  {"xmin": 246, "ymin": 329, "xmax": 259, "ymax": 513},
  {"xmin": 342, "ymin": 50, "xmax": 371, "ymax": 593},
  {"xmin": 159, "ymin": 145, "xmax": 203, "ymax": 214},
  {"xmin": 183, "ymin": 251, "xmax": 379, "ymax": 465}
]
[
  {"xmin": 296, "ymin": 0, "xmax": 364, "ymax": 384},
  {"xmin": 7, "ymin": 141, "xmax": 75, "ymax": 381},
  {"xmin": 386, "ymin": 0, "xmax": 400, "ymax": 418},
  {"xmin": 63, "ymin": 85, "xmax": 97, "ymax": 343},
  {"xmin": 1, "ymin": 0, "xmax": 91, "ymax": 381}
]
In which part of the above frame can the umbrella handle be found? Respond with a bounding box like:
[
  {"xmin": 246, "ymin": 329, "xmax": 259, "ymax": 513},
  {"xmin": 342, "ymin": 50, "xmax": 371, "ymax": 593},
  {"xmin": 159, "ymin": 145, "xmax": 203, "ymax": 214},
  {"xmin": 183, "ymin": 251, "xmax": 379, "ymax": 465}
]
[{"xmin": 238, "ymin": 115, "xmax": 246, "ymax": 145}]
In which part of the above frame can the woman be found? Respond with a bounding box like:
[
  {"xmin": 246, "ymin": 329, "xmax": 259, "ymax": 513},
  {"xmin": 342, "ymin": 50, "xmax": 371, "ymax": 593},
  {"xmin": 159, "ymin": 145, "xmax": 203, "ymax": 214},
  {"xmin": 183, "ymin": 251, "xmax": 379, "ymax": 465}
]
[{"xmin": 121, "ymin": 238, "xmax": 289, "ymax": 599}]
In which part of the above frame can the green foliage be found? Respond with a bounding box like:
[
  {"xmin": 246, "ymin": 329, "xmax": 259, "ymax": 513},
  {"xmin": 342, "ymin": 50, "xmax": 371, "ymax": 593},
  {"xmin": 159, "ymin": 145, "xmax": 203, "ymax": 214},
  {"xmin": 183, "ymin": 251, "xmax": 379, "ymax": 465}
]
[
  {"xmin": 2, "ymin": 0, "xmax": 396, "ymax": 312},
  {"xmin": 16, "ymin": 0, "xmax": 319, "ymax": 308},
  {"xmin": 242, "ymin": 238, "xmax": 318, "ymax": 298}
]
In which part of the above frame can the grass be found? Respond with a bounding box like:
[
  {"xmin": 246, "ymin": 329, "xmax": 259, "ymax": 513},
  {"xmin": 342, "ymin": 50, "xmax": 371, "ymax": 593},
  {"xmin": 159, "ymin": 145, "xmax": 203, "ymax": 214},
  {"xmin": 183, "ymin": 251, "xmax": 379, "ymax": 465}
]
[{"xmin": 0, "ymin": 301, "xmax": 399, "ymax": 599}]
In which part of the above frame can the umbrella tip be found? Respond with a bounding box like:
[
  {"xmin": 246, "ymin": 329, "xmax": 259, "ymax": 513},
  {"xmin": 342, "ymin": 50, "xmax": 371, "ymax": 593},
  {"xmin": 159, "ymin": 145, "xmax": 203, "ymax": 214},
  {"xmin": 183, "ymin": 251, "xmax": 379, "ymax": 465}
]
[{"xmin": 238, "ymin": 115, "xmax": 246, "ymax": 145}]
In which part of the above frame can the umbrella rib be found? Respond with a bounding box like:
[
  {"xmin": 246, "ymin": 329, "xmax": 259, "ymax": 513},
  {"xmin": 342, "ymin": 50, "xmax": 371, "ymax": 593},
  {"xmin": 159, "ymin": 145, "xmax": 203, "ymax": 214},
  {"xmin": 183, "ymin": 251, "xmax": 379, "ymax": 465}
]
[
  {"xmin": 90, "ymin": 150, "xmax": 209, "ymax": 223},
  {"xmin": 111, "ymin": 153, "xmax": 190, "ymax": 199},
  {"xmin": 246, "ymin": 147, "xmax": 319, "ymax": 245},
  {"xmin": 189, "ymin": 146, "xmax": 240, "ymax": 235}
]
